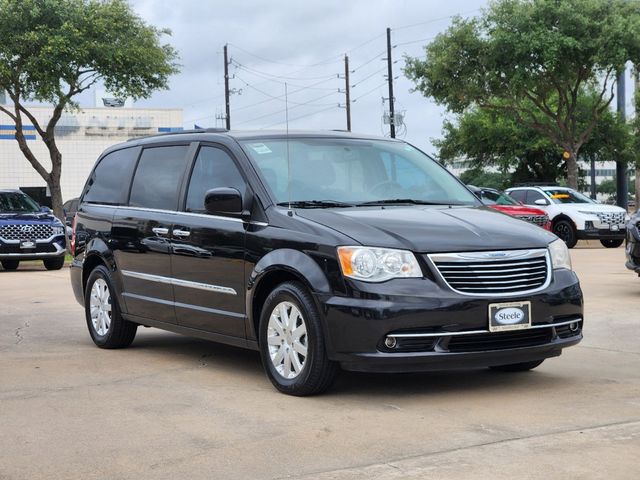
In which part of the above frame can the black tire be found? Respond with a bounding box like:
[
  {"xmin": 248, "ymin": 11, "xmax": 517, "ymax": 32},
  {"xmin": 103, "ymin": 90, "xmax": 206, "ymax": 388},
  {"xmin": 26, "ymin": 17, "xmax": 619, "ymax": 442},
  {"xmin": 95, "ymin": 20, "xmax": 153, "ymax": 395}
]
[
  {"xmin": 1, "ymin": 260, "xmax": 19, "ymax": 270},
  {"xmin": 84, "ymin": 265, "xmax": 137, "ymax": 348},
  {"xmin": 600, "ymin": 239, "xmax": 624, "ymax": 248},
  {"xmin": 258, "ymin": 281, "xmax": 338, "ymax": 396},
  {"xmin": 43, "ymin": 256, "xmax": 65, "ymax": 270},
  {"xmin": 490, "ymin": 359, "xmax": 544, "ymax": 372},
  {"xmin": 553, "ymin": 219, "xmax": 577, "ymax": 248}
]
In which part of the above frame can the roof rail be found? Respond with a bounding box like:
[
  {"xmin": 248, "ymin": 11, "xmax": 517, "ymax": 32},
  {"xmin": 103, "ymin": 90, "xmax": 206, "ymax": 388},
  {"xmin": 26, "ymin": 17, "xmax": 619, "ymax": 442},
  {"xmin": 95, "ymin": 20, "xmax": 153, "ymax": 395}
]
[
  {"xmin": 513, "ymin": 182, "xmax": 559, "ymax": 187},
  {"xmin": 126, "ymin": 128, "xmax": 229, "ymax": 142}
]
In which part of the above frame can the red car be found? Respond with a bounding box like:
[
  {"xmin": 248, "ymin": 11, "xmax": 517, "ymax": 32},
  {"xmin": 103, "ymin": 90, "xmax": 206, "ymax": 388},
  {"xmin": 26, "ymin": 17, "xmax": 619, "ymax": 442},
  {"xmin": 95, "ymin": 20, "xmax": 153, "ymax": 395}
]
[{"xmin": 468, "ymin": 186, "xmax": 551, "ymax": 230}]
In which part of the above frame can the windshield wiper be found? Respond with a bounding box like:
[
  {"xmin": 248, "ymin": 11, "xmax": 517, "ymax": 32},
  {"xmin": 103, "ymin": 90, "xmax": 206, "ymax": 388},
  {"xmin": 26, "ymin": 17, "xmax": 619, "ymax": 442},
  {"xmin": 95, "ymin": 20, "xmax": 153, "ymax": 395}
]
[
  {"xmin": 356, "ymin": 199, "xmax": 458, "ymax": 206},
  {"xmin": 276, "ymin": 200, "xmax": 355, "ymax": 208}
]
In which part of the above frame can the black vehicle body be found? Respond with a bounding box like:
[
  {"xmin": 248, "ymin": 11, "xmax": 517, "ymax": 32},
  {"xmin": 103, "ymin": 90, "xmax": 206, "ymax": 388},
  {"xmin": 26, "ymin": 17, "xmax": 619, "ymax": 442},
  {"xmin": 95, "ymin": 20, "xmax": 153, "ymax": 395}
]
[
  {"xmin": 70, "ymin": 131, "xmax": 583, "ymax": 379},
  {"xmin": 625, "ymin": 211, "xmax": 640, "ymax": 274},
  {"xmin": 0, "ymin": 189, "xmax": 66, "ymax": 269}
]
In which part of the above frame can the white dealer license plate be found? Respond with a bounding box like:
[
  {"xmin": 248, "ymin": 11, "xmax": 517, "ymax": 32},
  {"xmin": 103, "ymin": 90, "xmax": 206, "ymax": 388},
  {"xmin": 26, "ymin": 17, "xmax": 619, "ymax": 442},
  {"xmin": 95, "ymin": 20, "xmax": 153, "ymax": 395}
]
[{"xmin": 488, "ymin": 301, "xmax": 531, "ymax": 332}]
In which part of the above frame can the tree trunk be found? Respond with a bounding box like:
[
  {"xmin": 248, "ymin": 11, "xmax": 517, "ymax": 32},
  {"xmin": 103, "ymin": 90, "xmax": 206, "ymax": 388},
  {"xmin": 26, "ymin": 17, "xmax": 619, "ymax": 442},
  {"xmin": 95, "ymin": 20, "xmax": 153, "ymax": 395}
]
[
  {"xmin": 48, "ymin": 178, "xmax": 64, "ymax": 221},
  {"xmin": 566, "ymin": 151, "xmax": 579, "ymax": 190}
]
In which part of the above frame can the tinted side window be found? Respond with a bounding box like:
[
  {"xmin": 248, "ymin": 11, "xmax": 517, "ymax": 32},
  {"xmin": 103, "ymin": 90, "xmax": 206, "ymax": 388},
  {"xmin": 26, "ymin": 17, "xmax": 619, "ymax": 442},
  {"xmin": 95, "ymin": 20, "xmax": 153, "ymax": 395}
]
[
  {"xmin": 129, "ymin": 145, "xmax": 190, "ymax": 210},
  {"xmin": 83, "ymin": 148, "xmax": 138, "ymax": 204},
  {"xmin": 185, "ymin": 146, "xmax": 247, "ymax": 213},
  {"xmin": 509, "ymin": 190, "xmax": 526, "ymax": 203},
  {"xmin": 526, "ymin": 190, "xmax": 546, "ymax": 204}
]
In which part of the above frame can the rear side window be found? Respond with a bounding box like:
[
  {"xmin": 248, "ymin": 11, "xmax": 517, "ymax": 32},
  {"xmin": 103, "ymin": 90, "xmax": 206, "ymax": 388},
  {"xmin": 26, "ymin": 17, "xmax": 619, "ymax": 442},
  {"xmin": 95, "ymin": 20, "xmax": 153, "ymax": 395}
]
[
  {"xmin": 83, "ymin": 148, "xmax": 138, "ymax": 204},
  {"xmin": 129, "ymin": 145, "xmax": 190, "ymax": 210},
  {"xmin": 185, "ymin": 146, "xmax": 247, "ymax": 213},
  {"xmin": 509, "ymin": 190, "xmax": 526, "ymax": 203}
]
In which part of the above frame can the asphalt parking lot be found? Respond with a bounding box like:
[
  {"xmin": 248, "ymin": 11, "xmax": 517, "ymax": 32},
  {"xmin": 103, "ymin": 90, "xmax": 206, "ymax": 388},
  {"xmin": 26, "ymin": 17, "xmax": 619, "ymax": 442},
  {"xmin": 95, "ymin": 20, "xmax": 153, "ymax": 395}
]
[{"xmin": 1, "ymin": 243, "xmax": 639, "ymax": 479}]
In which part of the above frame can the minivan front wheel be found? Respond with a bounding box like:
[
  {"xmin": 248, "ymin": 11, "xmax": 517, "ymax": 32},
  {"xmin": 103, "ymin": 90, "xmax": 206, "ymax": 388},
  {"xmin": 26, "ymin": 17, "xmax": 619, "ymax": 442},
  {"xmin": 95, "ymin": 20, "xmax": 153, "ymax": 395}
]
[
  {"xmin": 259, "ymin": 281, "xmax": 337, "ymax": 396},
  {"xmin": 84, "ymin": 265, "xmax": 137, "ymax": 348}
]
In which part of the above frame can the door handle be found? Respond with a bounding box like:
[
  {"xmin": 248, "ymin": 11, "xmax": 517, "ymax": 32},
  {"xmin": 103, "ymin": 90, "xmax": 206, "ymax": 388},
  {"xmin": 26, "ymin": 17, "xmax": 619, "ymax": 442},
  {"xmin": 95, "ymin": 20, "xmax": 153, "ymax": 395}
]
[
  {"xmin": 172, "ymin": 229, "xmax": 191, "ymax": 238},
  {"xmin": 152, "ymin": 227, "xmax": 169, "ymax": 236}
]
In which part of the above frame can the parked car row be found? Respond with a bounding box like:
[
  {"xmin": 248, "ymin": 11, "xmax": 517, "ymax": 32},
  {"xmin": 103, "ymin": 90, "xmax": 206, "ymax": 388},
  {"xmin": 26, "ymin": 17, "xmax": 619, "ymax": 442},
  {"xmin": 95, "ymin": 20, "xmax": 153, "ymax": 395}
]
[
  {"xmin": 468, "ymin": 184, "xmax": 629, "ymax": 249},
  {"xmin": 69, "ymin": 130, "xmax": 583, "ymax": 395}
]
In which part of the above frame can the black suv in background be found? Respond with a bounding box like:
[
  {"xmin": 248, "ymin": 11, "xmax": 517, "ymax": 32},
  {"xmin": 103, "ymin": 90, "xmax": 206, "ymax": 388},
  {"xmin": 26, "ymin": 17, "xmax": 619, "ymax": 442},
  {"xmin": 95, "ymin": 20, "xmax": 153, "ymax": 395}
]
[
  {"xmin": 0, "ymin": 189, "xmax": 66, "ymax": 270},
  {"xmin": 70, "ymin": 130, "xmax": 583, "ymax": 396}
]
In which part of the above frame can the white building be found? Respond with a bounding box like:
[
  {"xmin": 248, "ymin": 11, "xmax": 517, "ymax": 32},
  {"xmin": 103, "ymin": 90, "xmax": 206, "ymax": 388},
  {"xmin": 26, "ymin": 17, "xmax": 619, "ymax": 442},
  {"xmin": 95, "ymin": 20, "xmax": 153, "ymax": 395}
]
[{"xmin": 0, "ymin": 104, "xmax": 183, "ymax": 202}]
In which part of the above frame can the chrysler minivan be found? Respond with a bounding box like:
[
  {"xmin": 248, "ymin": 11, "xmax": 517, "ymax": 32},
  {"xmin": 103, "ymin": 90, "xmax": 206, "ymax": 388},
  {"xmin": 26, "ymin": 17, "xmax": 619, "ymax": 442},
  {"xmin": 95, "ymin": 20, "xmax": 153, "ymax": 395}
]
[{"xmin": 70, "ymin": 130, "xmax": 583, "ymax": 395}]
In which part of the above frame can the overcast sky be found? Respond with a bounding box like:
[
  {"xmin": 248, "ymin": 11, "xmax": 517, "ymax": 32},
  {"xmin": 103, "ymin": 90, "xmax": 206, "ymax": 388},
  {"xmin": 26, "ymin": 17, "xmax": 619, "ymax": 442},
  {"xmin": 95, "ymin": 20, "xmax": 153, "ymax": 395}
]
[{"xmin": 120, "ymin": 0, "xmax": 488, "ymax": 155}]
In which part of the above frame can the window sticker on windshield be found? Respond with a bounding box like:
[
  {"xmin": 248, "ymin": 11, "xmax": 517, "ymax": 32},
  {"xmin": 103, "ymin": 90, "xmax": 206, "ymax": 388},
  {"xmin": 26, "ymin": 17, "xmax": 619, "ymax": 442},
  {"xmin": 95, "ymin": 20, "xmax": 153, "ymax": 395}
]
[
  {"xmin": 550, "ymin": 194, "xmax": 570, "ymax": 199},
  {"xmin": 249, "ymin": 143, "xmax": 272, "ymax": 155}
]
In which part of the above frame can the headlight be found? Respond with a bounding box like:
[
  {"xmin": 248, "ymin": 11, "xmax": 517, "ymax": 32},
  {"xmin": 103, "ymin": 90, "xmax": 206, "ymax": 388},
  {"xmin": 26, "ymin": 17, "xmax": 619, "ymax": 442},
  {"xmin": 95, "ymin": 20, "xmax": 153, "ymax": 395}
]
[
  {"xmin": 337, "ymin": 246, "xmax": 422, "ymax": 282},
  {"xmin": 548, "ymin": 238, "xmax": 572, "ymax": 270},
  {"xmin": 52, "ymin": 226, "xmax": 65, "ymax": 235}
]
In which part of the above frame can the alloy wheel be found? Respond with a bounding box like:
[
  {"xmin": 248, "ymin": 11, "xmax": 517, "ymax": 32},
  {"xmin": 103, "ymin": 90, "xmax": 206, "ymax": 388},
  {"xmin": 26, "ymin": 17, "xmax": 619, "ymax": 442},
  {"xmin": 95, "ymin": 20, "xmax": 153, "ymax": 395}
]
[
  {"xmin": 89, "ymin": 278, "xmax": 112, "ymax": 336},
  {"xmin": 267, "ymin": 301, "xmax": 308, "ymax": 379}
]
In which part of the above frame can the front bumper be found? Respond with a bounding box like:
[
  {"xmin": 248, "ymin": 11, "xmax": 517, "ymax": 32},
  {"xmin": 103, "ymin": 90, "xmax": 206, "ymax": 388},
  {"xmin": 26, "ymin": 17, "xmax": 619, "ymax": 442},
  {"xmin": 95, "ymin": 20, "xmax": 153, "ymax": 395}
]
[
  {"xmin": 577, "ymin": 225, "xmax": 625, "ymax": 240},
  {"xmin": 318, "ymin": 269, "xmax": 583, "ymax": 373},
  {"xmin": 0, "ymin": 236, "xmax": 66, "ymax": 260}
]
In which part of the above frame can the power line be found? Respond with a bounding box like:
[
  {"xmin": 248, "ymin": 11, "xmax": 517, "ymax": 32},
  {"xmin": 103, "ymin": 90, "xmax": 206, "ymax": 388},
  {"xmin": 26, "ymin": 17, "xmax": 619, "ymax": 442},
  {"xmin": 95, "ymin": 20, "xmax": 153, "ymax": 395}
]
[
  {"xmin": 235, "ymin": 90, "xmax": 340, "ymax": 126},
  {"xmin": 262, "ymin": 104, "xmax": 338, "ymax": 129},
  {"xmin": 350, "ymin": 50, "xmax": 386, "ymax": 72},
  {"xmin": 351, "ymin": 66, "xmax": 387, "ymax": 88},
  {"xmin": 235, "ymin": 75, "xmax": 338, "ymax": 108},
  {"xmin": 227, "ymin": 42, "xmax": 342, "ymax": 67},
  {"xmin": 230, "ymin": 60, "xmax": 338, "ymax": 81},
  {"xmin": 392, "ymin": 9, "xmax": 481, "ymax": 31},
  {"xmin": 231, "ymin": 63, "xmax": 338, "ymax": 90},
  {"xmin": 352, "ymin": 81, "xmax": 388, "ymax": 103}
]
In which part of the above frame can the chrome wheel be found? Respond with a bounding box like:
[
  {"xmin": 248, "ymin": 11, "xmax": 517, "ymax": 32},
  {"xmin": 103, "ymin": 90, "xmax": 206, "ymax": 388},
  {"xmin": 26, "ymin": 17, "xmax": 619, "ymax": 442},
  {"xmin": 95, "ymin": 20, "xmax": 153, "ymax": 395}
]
[
  {"xmin": 267, "ymin": 301, "xmax": 308, "ymax": 379},
  {"xmin": 89, "ymin": 278, "xmax": 112, "ymax": 336}
]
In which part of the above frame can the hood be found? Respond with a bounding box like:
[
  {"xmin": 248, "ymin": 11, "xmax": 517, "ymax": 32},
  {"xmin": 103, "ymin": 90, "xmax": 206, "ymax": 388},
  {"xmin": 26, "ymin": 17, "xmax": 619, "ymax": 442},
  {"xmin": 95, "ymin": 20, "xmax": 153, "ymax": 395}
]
[
  {"xmin": 0, "ymin": 212, "xmax": 62, "ymax": 225},
  {"xmin": 489, "ymin": 205, "xmax": 547, "ymax": 216},
  {"xmin": 295, "ymin": 205, "xmax": 556, "ymax": 253}
]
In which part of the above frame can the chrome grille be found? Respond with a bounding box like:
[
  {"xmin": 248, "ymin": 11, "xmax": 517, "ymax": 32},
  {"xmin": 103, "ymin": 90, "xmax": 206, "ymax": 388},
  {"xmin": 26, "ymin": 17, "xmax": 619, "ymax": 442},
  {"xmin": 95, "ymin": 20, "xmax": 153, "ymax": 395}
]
[
  {"xmin": 595, "ymin": 211, "xmax": 625, "ymax": 225},
  {"xmin": 429, "ymin": 249, "xmax": 550, "ymax": 296},
  {"xmin": 0, "ymin": 224, "xmax": 54, "ymax": 240},
  {"xmin": 515, "ymin": 214, "xmax": 548, "ymax": 227}
]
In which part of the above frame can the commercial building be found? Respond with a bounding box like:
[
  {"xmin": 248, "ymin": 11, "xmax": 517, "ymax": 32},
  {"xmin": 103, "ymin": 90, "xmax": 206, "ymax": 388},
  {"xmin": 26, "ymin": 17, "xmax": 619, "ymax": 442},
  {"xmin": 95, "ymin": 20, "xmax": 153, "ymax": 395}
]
[{"xmin": 0, "ymin": 103, "xmax": 182, "ymax": 203}]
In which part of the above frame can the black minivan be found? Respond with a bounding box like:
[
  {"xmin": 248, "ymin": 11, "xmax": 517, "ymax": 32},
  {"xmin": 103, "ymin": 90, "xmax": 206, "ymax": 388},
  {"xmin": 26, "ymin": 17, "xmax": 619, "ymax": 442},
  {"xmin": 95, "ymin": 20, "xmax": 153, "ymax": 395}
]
[{"xmin": 70, "ymin": 130, "xmax": 583, "ymax": 395}]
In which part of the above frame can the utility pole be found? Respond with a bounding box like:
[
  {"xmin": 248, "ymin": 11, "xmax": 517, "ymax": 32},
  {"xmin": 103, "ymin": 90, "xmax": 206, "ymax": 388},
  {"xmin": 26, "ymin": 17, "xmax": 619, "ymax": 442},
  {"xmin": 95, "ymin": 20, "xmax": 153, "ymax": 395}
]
[
  {"xmin": 344, "ymin": 55, "xmax": 351, "ymax": 131},
  {"xmin": 386, "ymin": 27, "xmax": 395, "ymax": 138},
  {"xmin": 223, "ymin": 44, "xmax": 231, "ymax": 130},
  {"xmin": 616, "ymin": 69, "xmax": 628, "ymax": 210}
]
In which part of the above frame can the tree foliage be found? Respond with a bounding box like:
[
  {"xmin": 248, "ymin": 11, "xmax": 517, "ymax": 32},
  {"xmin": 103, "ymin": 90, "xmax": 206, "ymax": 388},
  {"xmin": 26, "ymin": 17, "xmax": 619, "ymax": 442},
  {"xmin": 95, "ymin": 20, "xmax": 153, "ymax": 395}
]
[
  {"xmin": 0, "ymin": 0, "xmax": 179, "ymax": 218},
  {"xmin": 405, "ymin": 0, "xmax": 640, "ymax": 189},
  {"xmin": 436, "ymin": 91, "xmax": 632, "ymax": 186}
]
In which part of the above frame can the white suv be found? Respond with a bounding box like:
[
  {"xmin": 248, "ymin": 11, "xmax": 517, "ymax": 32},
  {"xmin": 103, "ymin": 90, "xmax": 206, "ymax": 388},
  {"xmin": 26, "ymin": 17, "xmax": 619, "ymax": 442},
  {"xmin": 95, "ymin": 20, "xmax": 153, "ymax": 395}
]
[{"xmin": 506, "ymin": 186, "xmax": 628, "ymax": 248}]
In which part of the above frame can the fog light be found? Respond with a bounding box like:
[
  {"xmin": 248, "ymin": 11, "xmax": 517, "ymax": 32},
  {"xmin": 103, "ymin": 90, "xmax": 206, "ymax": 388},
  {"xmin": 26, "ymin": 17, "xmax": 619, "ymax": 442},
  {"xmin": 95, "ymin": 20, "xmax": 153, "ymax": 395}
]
[
  {"xmin": 384, "ymin": 337, "xmax": 397, "ymax": 349},
  {"xmin": 569, "ymin": 322, "xmax": 579, "ymax": 332}
]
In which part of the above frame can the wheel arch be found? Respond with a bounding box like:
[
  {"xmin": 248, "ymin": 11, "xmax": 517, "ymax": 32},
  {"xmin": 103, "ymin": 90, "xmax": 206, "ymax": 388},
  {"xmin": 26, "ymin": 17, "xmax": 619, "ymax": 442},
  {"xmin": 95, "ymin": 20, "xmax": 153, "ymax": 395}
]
[
  {"xmin": 246, "ymin": 248, "xmax": 332, "ymax": 343},
  {"xmin": 81, "ymin": 239, "xmax": 127, "ymax": 313}
]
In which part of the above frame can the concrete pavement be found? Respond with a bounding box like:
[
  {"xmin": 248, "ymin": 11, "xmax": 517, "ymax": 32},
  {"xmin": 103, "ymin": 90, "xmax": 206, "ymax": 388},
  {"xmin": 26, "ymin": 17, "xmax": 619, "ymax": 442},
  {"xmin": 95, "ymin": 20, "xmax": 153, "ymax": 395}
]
[{"xmin": 1, "ymin": 244, "xmax": 639, "ymax": 479}]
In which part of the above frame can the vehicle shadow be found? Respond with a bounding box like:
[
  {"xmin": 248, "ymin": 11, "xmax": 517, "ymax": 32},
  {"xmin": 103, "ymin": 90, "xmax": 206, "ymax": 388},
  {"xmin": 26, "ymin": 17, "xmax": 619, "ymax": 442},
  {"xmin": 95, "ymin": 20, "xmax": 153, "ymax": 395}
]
[{"xmin": 127, "ymin": 330, "xmax": 568, "ymax": 397}]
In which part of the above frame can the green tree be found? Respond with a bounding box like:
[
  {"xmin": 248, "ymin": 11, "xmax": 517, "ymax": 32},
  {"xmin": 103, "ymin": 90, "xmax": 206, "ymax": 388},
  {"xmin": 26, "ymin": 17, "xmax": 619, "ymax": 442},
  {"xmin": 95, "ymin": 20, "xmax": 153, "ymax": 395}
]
[
  {"xmin": 0, "ymin": 0, "xmax": 179, "ymax": 219},
  {"xmin": 405, "ymin": 0, "xmax": 640, "ymax": 190},
  {"xmin": 436, "ymin": 92, "xmax": 632, "ymax": 186},
  {"xmin": 597, "ymin": 178, "xmax": 616, "ymax": 195},
  {"xmin": 459, "ymin": 168, "xmax": 507, "ymax": 190}
]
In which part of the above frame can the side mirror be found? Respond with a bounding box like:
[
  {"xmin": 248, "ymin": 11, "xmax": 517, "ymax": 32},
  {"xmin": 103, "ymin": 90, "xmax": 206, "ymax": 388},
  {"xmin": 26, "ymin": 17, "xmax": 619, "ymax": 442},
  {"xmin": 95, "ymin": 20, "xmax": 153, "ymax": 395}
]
[
  {"xmin": 204, "ymin": 187, "xmax": 244, "ymax": 217},
  {"xmin": 534, "ymin": 199, "xmax": 548, "ymax": 206}
]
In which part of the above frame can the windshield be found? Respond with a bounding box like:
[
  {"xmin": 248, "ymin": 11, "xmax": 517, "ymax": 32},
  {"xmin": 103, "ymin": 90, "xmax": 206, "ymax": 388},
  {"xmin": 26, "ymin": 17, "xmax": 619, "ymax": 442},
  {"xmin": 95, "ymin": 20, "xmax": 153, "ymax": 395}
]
[
  {"xmin": 0, "ymin": 192, "xmax": 40, "ymax": 213},
  {"xmin": 241, "ymin": 138, "xmax": 479, "ymax": 206},
  {"xmin": 542, "ymin": 188, "xmax": 595, "ymax": 204},
  {"xmin": 480, "ymin": 190, "xmax": 518, "ymax": 206}
]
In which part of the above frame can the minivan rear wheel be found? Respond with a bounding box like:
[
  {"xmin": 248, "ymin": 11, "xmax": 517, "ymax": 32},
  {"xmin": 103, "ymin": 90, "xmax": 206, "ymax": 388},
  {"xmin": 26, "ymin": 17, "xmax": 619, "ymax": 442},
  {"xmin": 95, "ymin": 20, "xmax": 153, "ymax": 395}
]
[
  {"xmin": 259, "ymin": 281, "xmax": 338, "ymax": 396},
  {"xmin": 84, "ymin": 265, "xmax": 137, "ymax": 348}
]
